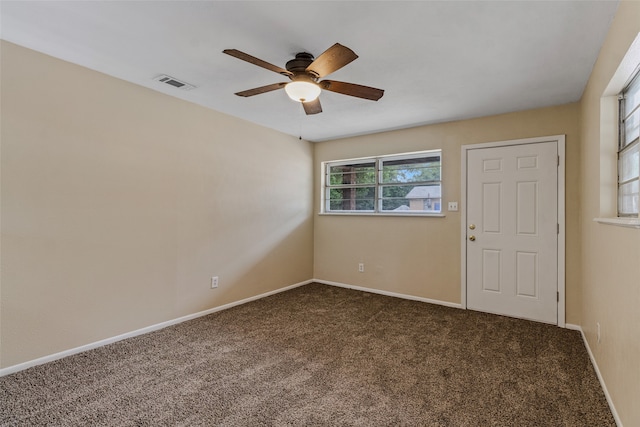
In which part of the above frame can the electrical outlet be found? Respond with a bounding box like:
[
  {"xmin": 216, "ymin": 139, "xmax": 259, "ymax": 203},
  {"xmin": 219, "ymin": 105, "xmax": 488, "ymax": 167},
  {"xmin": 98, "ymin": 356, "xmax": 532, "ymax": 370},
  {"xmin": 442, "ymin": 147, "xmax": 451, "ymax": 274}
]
[
  {"xmin": 597, "ymin": 322, "xmax": 601, "ymax": 344},
  {"xmin": 211, "ymin": 276, "xmax": 219, "ymax": 289},
  {"xmin": 358, "ymin": 263, "xmax": 364, "ymax": 273}
]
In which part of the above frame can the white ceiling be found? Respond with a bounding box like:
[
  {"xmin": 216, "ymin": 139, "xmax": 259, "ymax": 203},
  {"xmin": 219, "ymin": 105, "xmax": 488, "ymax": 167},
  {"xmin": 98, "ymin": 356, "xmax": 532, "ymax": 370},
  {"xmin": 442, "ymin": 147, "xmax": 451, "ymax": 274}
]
[{"xmin": 1, "ymin": 1, "xmax": 618, "ymax": 142}]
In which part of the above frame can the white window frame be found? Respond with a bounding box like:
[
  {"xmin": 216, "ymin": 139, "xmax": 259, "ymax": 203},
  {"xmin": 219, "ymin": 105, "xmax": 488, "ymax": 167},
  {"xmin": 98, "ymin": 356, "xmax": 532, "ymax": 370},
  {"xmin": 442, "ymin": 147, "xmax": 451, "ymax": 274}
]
[
  {"xmin": 618, "ymin": 69, "xmax": 640, "ymax": 217},
  {"xmin": 320, "ymin": 150, "xmax": 443, "ymax": 216},
  {"xmin": 594, "ymin": 32, "xmax": 640, "ymax": 229}
]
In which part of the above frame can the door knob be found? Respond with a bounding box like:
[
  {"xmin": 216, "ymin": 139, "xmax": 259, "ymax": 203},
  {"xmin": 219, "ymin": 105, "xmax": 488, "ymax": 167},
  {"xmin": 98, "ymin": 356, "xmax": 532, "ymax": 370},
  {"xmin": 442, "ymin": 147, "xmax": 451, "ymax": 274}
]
[
  {"xmin": 469, "ymin": 224, "xmax": 476, "ymax": 230},
  {"xmin": 469, "ymin": 235, "xmax": 476, "ymax": 241}
]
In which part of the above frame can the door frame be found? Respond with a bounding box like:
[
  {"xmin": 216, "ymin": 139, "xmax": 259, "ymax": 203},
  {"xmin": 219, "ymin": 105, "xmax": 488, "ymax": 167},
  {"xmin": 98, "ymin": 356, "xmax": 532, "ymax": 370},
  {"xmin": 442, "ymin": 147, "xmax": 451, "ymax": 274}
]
[{"xmin": 460, "ymin": 135, "xmax": 566, "ymax": 327}]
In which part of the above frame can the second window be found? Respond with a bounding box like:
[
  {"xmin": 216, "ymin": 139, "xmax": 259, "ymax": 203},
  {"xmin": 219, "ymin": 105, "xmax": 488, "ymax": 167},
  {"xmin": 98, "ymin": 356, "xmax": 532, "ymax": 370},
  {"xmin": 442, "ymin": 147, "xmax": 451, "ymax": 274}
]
[{"xmin": 324, "ymin": 150, "xmax": 442, "ymax": 214}]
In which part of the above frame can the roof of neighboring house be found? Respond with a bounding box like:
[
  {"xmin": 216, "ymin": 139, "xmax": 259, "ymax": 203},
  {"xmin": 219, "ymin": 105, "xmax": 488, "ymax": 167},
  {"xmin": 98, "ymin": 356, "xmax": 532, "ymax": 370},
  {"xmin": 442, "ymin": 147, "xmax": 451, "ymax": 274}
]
[{"xmin": 405, "ymin": 186, "xmax": 441, "ymax": 199}]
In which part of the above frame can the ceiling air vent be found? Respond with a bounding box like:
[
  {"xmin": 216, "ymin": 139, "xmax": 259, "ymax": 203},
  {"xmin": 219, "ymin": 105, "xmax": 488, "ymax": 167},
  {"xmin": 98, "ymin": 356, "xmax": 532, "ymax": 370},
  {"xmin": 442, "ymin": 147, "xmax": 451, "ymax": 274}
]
[{"xmin": 153, "ymin": 74, "xmax": 196, "ymax": 91}]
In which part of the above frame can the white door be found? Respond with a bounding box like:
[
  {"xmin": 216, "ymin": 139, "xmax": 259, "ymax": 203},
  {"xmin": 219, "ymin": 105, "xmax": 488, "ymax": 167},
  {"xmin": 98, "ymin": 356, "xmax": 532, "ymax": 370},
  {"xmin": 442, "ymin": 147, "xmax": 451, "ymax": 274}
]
[{"xmin": 466, "ymin": 141, "xmax": 558, "ymax": 324}]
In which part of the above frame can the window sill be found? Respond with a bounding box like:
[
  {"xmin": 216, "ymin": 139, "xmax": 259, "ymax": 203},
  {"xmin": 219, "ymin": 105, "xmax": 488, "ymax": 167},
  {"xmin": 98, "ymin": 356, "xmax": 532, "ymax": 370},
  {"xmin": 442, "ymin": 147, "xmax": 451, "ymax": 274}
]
[
  {"xmin": 318, "ymin": 212, "xmax": 446, "ymax": 218},
  {"xmin": 593, "ymin": 217, "xmax": 640, "ymax": 229}
]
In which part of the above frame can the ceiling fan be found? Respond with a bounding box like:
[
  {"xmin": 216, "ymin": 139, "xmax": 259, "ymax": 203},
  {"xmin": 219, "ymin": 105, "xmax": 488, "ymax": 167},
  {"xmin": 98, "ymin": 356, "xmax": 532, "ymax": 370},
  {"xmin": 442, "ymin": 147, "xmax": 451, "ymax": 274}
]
[{"xmin": 222, "ymin": 43, "xmax": 384, "ymax": 115}]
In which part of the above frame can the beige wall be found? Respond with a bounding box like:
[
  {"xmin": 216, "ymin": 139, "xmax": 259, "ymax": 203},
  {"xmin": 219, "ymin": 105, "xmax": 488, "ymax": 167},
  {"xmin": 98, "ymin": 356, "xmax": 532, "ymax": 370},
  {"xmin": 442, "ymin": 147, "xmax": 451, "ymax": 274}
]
[
  {"xmin": 0, "ymin": 42, "xmax": 314, "ymax": 368},
  {"xmin": 578, "ymin": 1, "xmax": 640, "ymax": 425},
  {"xmin": 314, "ymin": 104, "xmax": 580, "ymax": 317}
]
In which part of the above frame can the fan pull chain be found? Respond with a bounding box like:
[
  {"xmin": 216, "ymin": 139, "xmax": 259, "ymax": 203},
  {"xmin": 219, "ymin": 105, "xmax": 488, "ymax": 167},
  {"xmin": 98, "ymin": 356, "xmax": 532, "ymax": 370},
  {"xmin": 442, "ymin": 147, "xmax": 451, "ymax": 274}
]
[{"xmin": 298, "ymin": 104, "xmax": 304, "ymax": 140}]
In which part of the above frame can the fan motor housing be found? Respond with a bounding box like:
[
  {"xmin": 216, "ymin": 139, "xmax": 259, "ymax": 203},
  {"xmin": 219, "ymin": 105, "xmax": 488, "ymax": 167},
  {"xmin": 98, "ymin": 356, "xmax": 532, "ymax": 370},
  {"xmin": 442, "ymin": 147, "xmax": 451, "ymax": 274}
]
[{"xmin": 286, "ymin": 52, "xmax": 315, "ymax": 76}]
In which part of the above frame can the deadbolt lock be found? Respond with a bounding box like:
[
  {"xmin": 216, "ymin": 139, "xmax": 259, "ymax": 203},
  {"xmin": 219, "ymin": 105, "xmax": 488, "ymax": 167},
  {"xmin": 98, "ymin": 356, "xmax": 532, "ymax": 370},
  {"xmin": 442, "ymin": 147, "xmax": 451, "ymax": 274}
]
[{"xmin": 469, "ymin": 224, "xmax": 476, "ymax": 230}]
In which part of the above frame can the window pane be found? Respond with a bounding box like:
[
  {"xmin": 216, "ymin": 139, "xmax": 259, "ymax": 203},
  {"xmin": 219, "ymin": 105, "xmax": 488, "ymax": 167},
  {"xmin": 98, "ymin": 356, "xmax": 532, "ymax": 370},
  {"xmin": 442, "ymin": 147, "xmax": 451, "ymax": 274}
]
[
  {"xmin": 381, "ymin": 156, "xmax": 440, "ymax": 184},
  {"xmin": 623, "ymin": 73, "xmax": 640, "ymax": 115},
  {"xmin": 322, "ymin": 151, "xmax": 442, "ymax": 215},
  {"xmin": 380, "ymin": 184, "xmax": 441, "ymax": 212},
  {"xmin": 328, "ymin": 162, "xmax": 375, "ymax": 186},
  {"xmin": 618, "ymin": 71, "xmax": 640, "ymax": 217},
  {"xmin": 328, "ymin": 187, "xmax": 375, "ymax": 211},
  {"xmin": 618, "ymin": 179, "xmax": 639, "ymax": 215},
  {"xmin": 619, "ymin": 142, "xmax": 639, "ymax": 183},
  {"xmin": 622, "ymin": 107, "xmax": 639, "ymax": 148}
]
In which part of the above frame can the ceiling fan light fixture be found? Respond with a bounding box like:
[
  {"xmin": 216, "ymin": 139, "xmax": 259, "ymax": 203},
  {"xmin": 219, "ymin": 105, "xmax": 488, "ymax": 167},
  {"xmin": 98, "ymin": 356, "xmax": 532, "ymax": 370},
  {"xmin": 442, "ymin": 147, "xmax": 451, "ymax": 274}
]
[
  {"xmin": 223, "ymin": 44, "xmax": 384, "ymax": 114},
  {"xmin": 284, "ymin": 81, "xmax": 321, "ymax": 102}
]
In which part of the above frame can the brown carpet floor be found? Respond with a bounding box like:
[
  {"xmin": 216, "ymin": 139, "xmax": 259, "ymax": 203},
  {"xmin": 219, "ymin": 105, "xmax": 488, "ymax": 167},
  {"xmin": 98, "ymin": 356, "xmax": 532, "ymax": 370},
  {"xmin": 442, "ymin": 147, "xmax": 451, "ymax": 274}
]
[{"xmin": 1, "ymin": 283, "xmax": 615, "ymax": 426}]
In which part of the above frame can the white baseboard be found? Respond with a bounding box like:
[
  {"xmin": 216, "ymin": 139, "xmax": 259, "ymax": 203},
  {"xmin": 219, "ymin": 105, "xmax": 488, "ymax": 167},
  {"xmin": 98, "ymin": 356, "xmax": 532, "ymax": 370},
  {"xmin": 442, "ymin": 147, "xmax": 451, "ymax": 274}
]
[
  {"xmin": 0, "ymin": 279, "xmax": 313, "ymax": 377},
  {"xmin": 566, "ymin": 323, "xmax": 622, "ymax": 427},
  {"xmin": 314, "ymin": 279, "xmax": 463, "ymax": 309}
]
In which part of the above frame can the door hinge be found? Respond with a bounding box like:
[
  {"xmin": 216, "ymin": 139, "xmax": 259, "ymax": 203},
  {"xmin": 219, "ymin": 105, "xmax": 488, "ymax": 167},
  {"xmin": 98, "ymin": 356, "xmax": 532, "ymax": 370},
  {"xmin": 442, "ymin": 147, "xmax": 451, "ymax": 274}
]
[
  {"xmin": 558, "ymin": 155, "xmax": 560, "ymax": 166},
  {"xmin": 557, "ymin": 291, "xmax": 560, "ymax": 302},
  {"xmin": 557, "ymin": 223, "xmax": 560, "ymax": 234}
]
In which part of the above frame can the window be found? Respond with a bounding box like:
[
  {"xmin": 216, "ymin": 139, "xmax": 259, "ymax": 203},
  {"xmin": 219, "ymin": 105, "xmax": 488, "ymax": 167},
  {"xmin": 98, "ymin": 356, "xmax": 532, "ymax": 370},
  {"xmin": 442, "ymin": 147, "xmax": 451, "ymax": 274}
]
[
  {"xmin": 323, "ymin": 151, "xmax": 442, "ymax": 214},
  {"xmin": 618, "ymin": 69, "xmax": 640, "ymax": 216}
]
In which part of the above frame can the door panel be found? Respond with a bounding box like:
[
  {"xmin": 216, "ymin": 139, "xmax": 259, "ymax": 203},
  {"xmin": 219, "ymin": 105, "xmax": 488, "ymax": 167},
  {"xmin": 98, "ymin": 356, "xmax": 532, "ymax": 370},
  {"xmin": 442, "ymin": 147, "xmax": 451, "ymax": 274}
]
[
  {"xmin": 482, "ymin": 183, "xmax": 502, "ymax": 233},
  {"xmin": 516, "ymin": 181, "xmax": 537, "ymax": 235},
  {"xmin": 466, "ymin": 141, "xmax": 558, "ymax": 324},
  {"xmin": 482, "ymin": 249, "xmax": 501, "ymax": 292},
  {"xmin": 516, "ymin": 251, "xmax": 537, "ymax": 297}
]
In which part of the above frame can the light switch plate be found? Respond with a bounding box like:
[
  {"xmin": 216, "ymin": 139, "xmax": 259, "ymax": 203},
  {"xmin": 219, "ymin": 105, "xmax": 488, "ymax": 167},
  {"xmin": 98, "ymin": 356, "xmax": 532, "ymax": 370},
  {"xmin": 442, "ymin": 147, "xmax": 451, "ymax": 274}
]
[{"xmin": 448, "ymin": 202, "xmax": 458, "ymax": 211}]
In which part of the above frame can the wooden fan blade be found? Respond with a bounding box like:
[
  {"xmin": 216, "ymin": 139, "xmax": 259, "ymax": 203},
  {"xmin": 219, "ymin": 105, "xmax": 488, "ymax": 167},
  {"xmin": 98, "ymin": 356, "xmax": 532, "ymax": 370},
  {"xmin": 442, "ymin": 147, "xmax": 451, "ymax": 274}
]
[
  {"xmin": 223, "ymin": 49, "xmax": 293, "ymax": 77},
  {"xmin": 319, "ymin": 80, "xmax": 384, "ymax": 101},
  {"xmin": 302, "ymin": 98, "xmax": 322, "ymax": 115},
  {"xmin": 306, "ymin": 43, "xmax": 358, "ymax": 78},
  {"xmin": 235, "ymin": 82, "xmax": 287, "ymax": 97}
]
